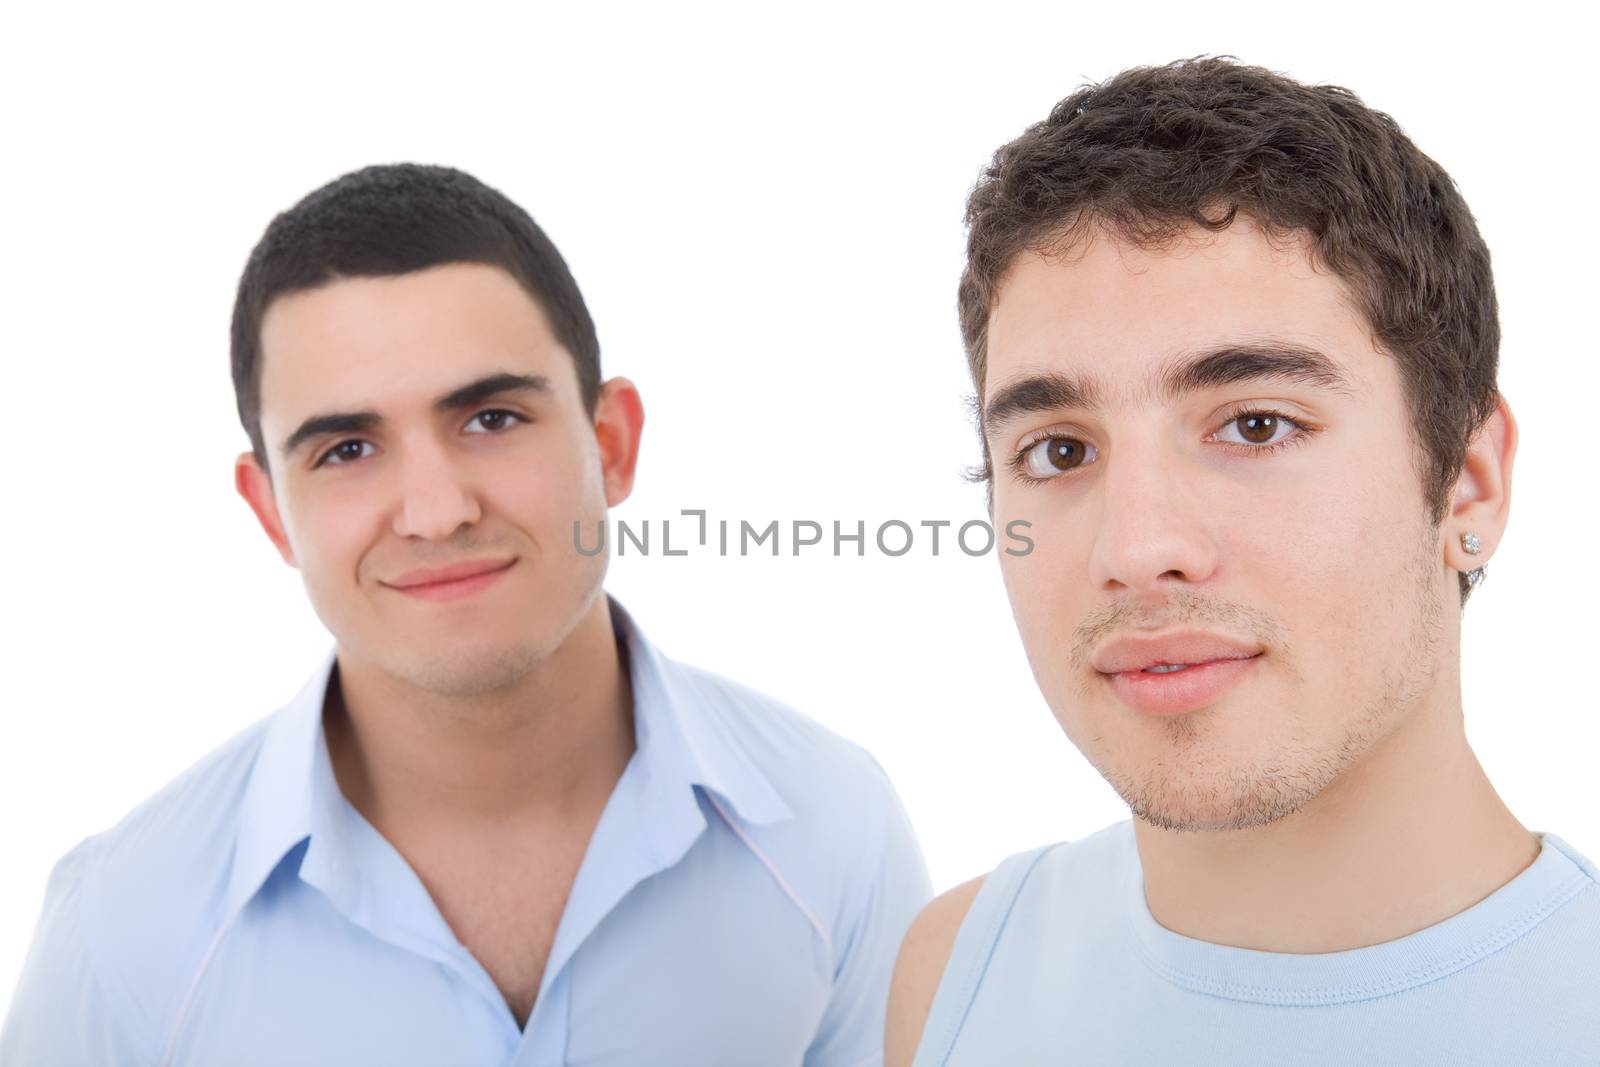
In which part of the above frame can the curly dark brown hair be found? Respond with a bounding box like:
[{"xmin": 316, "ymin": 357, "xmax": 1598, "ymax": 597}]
[{"xmin": 959, "ymin": 57, "xmax": 1500, "ymax": 537}]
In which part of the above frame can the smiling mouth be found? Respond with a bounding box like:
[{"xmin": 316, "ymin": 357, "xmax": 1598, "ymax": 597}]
[{"xmin": 389, "ymin": 559, "xmax": 517, "ymax": 602}]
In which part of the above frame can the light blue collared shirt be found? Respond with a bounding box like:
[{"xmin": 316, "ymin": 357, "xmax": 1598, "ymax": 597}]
[{"xmin": 3, "ymin": 601, "xmax": 931, "ymax": 1066}]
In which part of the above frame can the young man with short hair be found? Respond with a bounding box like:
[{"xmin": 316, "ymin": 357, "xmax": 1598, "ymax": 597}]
[
  {"xmin": 888, "ymin": 58, "xmax": 1599, "ymax": 1065},
  {"xmin": 2, "ymin": 164, "xmax": 930, "ymax": 1066}
]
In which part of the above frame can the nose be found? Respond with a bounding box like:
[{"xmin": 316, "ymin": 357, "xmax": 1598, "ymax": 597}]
[
  {"xmin": 390, "ymin": 442, "xmax": 483, "ymax": 541},
  {"xmin": 1085, "ymin": 442, "xmax": 1221, "ymax": 594}
]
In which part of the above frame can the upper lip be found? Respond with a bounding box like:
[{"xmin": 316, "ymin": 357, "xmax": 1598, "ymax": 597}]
[
  {"xmin": 1091, "ymin": 631, "xmax": 1263, "ymax": 674},
  {"xmin": 387, "ymin": 558, "xmax": 515, "ymax": 589}
]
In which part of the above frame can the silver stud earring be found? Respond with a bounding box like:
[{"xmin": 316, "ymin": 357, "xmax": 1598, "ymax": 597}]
[{"xmin": 1460, "ymin": 532, "xmax": 1487, "ymax": 596}]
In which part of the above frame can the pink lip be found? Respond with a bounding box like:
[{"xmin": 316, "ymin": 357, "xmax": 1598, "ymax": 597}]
[
  {"xmin": 1091, "ymin": 631, "xmax": 1262, "ymax": 675},
  {"xmin": 1104, "ymin": 655, "xmax": 1260, "ymax": 716},
  {"xmin": 1091, "ymin": 630, "xmax": 1264, "ymax": 716},
  {"xmin": 386, "ymin": 558, "xmax": 516, "ymax": 602}
]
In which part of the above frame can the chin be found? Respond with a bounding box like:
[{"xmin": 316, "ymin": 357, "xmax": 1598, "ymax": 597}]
[
  {"xmin": 391, "ymin": 641, "xmax": 544, "ymax": 697},
  {"xmin": 1127, "ymin": 792, "xmax": 1310, "ymax": 834},
  {"xmin": 1106, "ymin": 759, "xmax": 1328, "ymax": 835}
]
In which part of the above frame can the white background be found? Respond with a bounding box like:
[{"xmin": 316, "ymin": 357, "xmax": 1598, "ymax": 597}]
[{"xmin": 4, "ymin": 1, "xmax": 1596, "ymax": 1011}]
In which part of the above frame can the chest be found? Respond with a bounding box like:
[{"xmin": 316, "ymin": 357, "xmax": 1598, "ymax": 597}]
[
  {"xmin": 176, "ymin": 826, "xmax": 836, "ymax": 1065},
  {"xmin": 406, "ymin": 832, "xmax": 592, "ymax": 1028}
]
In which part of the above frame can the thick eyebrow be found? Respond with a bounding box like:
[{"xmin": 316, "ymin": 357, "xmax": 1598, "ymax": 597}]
[
  {"xmin": 431, "ymin": 372, "xmax": 550, "ymax": 414},
  {"xmin": 1157, "ymin": 343, "xmax": 1356, "ymax": 404},
  {"xmin": 982, "ymin": 372, "xmax": 1104, "ymax": 439},
  {"xmin": 982, "ymin": 342, "xmax": 1356, "ymax": 440},
  {"xmin": 280, "ymin": 372, "xmax": 550, "ymax": 461}
]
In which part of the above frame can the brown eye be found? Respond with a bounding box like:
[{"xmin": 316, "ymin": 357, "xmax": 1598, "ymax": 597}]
[
  {"xmin": 1238, "ymin": 414, "xmax": 1278, "ymax": 443},
  {"xmin": 466, "ymin": 409, "xmax": 526, "ymax": 434},
  {"xmin": 316, "ymin": 440, "xmax": 373, "ymax": 467},
  {"xmin": 1022, "ymin": 436, "xmax": 1099, "ymax": 479},
  {"xmin": 1217, "ymin": 411, "xmax": 1301, "ymax": 448}
]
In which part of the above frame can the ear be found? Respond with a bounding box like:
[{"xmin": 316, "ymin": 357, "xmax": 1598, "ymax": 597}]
[
  {"xmin": 1444, "ymin": 395, "xmax": 1516, "ymax": 573},
  {"xmin": 593, "ymin": 377, "xmax": 645, "ymax": 507},
  {"xmin": 235, "ymin": 451, "xmax": 298, "ymax": 568}
]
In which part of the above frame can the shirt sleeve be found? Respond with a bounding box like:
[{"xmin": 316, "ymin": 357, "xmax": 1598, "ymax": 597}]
[
  {"xmin": 1, "ymin": 840, "xmax": 148, "ymax": 1066},
  {"xmin": 803, "ymin": 768, "xmax": 933, "ymax": 1067}
]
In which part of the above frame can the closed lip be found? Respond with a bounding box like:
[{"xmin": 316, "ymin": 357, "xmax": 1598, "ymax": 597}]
[
  {"xmin": 386, "ymin": 558, "xmax": 516, "ymax": 589},
  {"xmin": 1091, "ymin": 631, "xmax": 1263, "ymax": 675}
]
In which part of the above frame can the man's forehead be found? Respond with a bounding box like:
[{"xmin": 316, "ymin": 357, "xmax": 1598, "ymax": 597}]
[
  {"xmin": 257, "ymin": 264, "xmax": 571, "ymax": 425},
  {"xmin": 983, "ymin": 222, "xmax": 1379, "ymax": 403}
]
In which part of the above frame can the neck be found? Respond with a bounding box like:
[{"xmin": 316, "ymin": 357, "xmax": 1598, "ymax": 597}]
[
  {"xmin": 1133, "ymin": 676, "xmax": 1538, "ymax": 953},
  {"xmin": 323, "ymin": 595, "xmax": 635, "ymax": 831}
]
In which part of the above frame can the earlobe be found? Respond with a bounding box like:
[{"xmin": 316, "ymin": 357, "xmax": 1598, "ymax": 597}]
[
  {"xmin": 593, "ymin": 378, "xmax": 646, "ymax": 507},
  {"xmin": 234, "ymin": 451, "xmax": 298, "ymax": 568},
  {"xmin": 1443, "ymin": 396, "xmax": 1516, "ymax": 573}
]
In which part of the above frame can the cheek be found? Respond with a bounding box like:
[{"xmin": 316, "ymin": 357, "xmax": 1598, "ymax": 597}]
[
  {"xmin": 482, "ymin": 441, "xmax": 611, "ymax": 571},
  {"xmin": 996, "ymin": 495, "xmax": 1092, "ymax": 683},
  {"xmin": 1225, "ymin": 449, "xmax": 1425, "ymax": 654},
  {"xmin": 282, "ymin": 487, "xmax": 377, "ymax": 578},
  {"xmin": 999, "ymin": 525, "xmax": 1084, "ymax": 617},
  {"xmin": 514, "ymin": 437, "xmax": 607, "ymax": 530}
]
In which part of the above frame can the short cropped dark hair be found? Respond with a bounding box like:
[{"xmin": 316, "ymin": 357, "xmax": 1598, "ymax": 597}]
[
  {"xmin": 960, "ymin": 57, "xmax": 1500, "ymax": 533},
  {"xmin": 231, "ymin": 163, "xmax": 600, "ymax": 476}
]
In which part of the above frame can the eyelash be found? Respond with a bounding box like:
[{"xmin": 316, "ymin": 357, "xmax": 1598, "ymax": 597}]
[
  {"xmin": 312, "ymin": 409, "xmax": 528, "ymax": 469},
  {"xmin": 1006, "ymin": 407, "xmax": 1317, "ymax": 487}
]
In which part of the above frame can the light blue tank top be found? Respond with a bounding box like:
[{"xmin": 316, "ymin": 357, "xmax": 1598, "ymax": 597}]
[{"xmin": 914, "ymin": 820, "xmax": 1600, "ymax": 1066}]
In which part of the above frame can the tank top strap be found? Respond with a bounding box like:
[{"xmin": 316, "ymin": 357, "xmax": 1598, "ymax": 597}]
[{"xmin": 913, "ymin": 842, "xmax": 1063, "ymax": 1067}]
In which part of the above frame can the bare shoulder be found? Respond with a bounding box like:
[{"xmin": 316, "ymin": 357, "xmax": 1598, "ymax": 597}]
[{"xmin": 884, "ymin": 874, "xmax": 988, "ymax": 1067}]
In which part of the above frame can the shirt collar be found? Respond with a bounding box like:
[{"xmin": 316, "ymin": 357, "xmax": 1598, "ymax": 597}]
[
  {"xmin": 225, "ymin": 596, "xmax": 792, "ymax": 918},
  {"xmin": 225, "ymin": 647, "xmax": 335, "ymax": 917},
  {"xmin": 608, "ymin": 596, "xmax": 792, "ymax": 827}
]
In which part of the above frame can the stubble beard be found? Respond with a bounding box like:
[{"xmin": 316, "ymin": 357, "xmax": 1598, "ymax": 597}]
[{"xmin": 1083, "ymin": 525, "xmax": 1447, "ymax": 834}]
